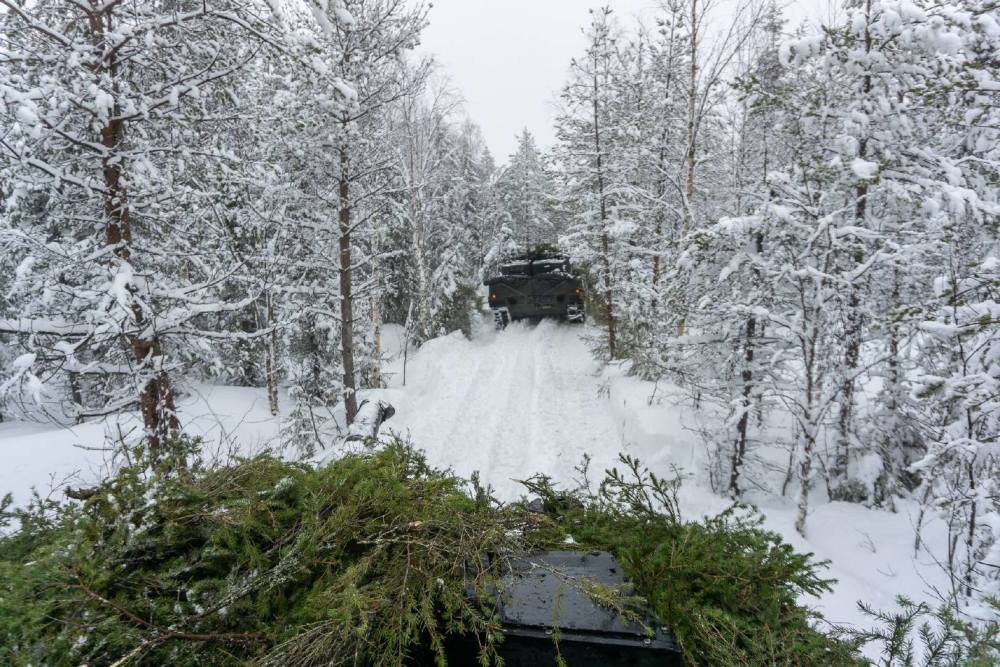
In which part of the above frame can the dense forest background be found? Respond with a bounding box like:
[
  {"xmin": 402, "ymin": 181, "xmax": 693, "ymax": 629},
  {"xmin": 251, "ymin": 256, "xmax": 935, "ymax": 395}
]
[{"xmin": 0, "ymin": 0, "xmax": 997, "ymax": 620}]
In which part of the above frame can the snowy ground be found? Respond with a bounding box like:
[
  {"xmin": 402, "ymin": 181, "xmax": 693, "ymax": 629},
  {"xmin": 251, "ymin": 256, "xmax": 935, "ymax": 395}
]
[{"xmin": 0, "ymin": 318, "xmax": 951, "ymax": 646}]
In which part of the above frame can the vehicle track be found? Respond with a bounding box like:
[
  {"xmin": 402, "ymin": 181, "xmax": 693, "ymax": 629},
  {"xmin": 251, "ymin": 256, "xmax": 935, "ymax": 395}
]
[{"xmin": 386, "ymin": 320, "xmax": 622, "ymax": 497}]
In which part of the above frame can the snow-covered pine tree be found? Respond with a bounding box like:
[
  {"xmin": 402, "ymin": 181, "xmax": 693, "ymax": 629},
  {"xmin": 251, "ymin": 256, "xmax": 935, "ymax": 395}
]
[
  {"xmin": 498, "ymin": 129, "xmax": 557, "ymax": 249},
  {"xmin": 430, "ymin": 119, "xmax": 498, "ymax": 335},
  {"xmin": 321, "ymin": 0, "xmax": 430, "ymax": 426},
  {"xmin": 0, "ymin": 0, "xmax": 294, "ymax": 455},
  {"xmin": 464, "ymin": 136, "xmax": 513, "ymax": 283},
  {"xmin": 261, "ymin": 0, "xmax": 430, "ymax": 453},
  {"xmin": 553, "ymin": 7, "xmax": 626, "ymax": 359}
]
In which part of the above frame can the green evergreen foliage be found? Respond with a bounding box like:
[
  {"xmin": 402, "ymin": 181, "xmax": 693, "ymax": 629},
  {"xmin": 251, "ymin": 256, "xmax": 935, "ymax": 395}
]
[
  {"xmin": 1, "ymin": 440, "xmax": 515, "ymax": 666},
  {"xmin": 6, "ymin": 439, "xmax": 981, "ymax": 666},
  {"xmin": 520, "ymin": 456, "xmax": 863, "ymax": 666},
  {"xmin": 432, "ymin": 283, "xmax": 482, "ymax": 338},
  {"xmin": 847, "ymin": 597, "xmax": 1000, "ymax": 667}
]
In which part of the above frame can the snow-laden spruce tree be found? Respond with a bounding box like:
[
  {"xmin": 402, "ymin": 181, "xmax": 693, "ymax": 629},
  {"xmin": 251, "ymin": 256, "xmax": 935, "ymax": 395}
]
[
  {"xmin": 498, "ymin": 129, "xmax": 557, "ymax": 249},
  {"xmin": 0, "ymin": 0, "xmax": 302, "ymax": 455},
  {"xmin": 462, "ymin": 134, "xmax": 513, "ymax": 284},
  {"xmin": 426, "ymin": 119, "xmax": 499, "ymax": 336}
]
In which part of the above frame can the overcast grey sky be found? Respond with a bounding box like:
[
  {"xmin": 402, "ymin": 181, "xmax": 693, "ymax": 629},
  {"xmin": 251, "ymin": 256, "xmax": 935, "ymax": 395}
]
[{"xmin": 417, "ymin": 0, "xmax": 835, "ymax": 162}]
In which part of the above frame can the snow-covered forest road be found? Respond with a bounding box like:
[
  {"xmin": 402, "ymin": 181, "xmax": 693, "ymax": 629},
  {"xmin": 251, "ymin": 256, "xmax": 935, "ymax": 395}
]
[
  {"xmin": 0, "ymin": 320, "xmax": 951, "ymax": 645},
  {"xmin": 374, "ymin": 319, "xmax": 693, "ymax": 498}
]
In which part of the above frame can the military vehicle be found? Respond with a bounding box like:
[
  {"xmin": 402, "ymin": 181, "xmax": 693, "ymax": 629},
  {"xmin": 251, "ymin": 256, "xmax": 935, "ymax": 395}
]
[{"xmin": 484, "ymin": 251, "xmax": 585, "ymax": 328}]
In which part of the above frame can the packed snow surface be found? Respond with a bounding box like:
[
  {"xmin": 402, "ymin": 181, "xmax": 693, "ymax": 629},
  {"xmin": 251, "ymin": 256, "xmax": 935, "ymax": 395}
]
[
  {"xmin": 1, "ymin": 319, "xmax": 950, "ymax": 644},
  {"xmin": 373, "ymin": 319, "xmax": 696, "ymax": 497}
]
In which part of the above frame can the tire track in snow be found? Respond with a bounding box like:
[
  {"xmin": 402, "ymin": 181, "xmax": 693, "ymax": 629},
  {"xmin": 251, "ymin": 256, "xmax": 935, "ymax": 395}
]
[
  {"xmin": 483, "ymin": 320, "xmax": 544, "ymax": 489},
  {"xmin": 384, "ymin": 319, "xmax": 622, "ymax": 498},
  {"xmin": 411, "ymin": 321, "xmax": 537, "ymax": 484}
]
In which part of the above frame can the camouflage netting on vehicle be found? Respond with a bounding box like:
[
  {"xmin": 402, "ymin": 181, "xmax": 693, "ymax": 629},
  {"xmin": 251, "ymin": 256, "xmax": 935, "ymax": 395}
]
[{"xmin": 3, "ymin": 439, "xmax": 992, "ymax": 666}]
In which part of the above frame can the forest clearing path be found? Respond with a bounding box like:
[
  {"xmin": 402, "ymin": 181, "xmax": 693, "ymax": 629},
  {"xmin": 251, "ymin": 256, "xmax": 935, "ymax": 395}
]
[{"xmin": 377, "ymin": 319, "xmax": 629, "ymax": 497}]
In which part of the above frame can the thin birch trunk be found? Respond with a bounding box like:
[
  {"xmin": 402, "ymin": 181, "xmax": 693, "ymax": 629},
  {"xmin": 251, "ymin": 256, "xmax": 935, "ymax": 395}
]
[{"xmin": 796, "ymin": 300, "xmax": 821, "ymax": 536}]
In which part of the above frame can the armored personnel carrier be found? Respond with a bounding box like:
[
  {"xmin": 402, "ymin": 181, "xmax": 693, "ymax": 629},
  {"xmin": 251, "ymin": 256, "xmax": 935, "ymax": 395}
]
[{"xmin": 484, "ymin": 250, "xmax": 585, "ymax": 328}]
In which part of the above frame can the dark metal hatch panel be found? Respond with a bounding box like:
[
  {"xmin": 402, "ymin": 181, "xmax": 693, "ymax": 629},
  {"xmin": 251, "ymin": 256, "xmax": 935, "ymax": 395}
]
[{"xmin": 499, "ymin": 551, "xmax": 679, "ymax": 652}]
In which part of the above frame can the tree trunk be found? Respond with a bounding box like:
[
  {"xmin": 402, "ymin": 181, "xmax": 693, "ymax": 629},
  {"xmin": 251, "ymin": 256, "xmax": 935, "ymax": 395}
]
[
  {"xmin": 591, "ymin": 70, "xmax": 616, "ymax": 358},
  {"xmin": 371, "ymin": 235, "xmax": 383, "ymax": 388},
  {"xmin": 964, "ymin": 458, "xmax": 977, "ymax": 599},
  {"xmin": 338, "ymin": 143, "xmax": 359, "ymax": 425},
  {"xmin": 834, "ymin": 0, "xmax": 875, "ymax": 486},
  {"xmin": 265, "ymin": 291, "xmax": 279, "ymax": 416},
  {"xmin": 92, "ymin": 7, "xmax": 177, "ymax": 457},
  {"xmin": 795, "ymin": 416, "xmax": 817, "ymax": 537},
  {"xmin": 730, "ymin": 230, "xmax": 765, "ymax": 497},
  {"xmin": 69, "ymin": 372, "xmax": 84, "ymax": 424},
  {"xmin": 796, "ymin": 303, "xmax": 821, "ymax": 537},
  {"xmin": 730, "ymin": 315, "xmax": 756, "ymax": 498}
]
